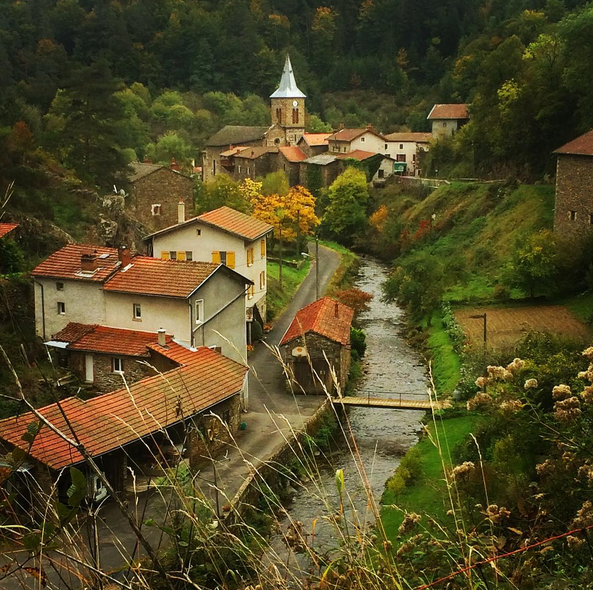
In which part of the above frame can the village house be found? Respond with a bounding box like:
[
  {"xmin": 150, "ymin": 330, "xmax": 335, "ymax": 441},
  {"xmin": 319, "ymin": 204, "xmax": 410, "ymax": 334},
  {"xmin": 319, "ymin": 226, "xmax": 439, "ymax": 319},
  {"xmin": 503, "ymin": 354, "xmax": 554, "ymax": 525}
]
[
  {"xmin": 298, "ymin": 154, "xmax": 340, "ymax": 189},
  {"xmin": 126, "ymin": 162, "xmax": 194, "ymax": 231},
  {"xmin": 144, "ymin": 205, "xmax": 273, "ymax": 329},
  {"xmin": 280, "ymin": 297, "xmax": 353, "ymax": 395},
  {"xmin": 336, "ymin": 150, "xmax": 395, "ymax": 184},
  {"xmin": 277, "ymin": 146, "xmax": 308, "ymax": 185},
  {"xmin": 203, "ymin": 55, "xmax": 307, "ymax": 183},
  {"xmin": 0, "ymin": 340, "xmax": 248, "ymax": 499},
  {"xmin": 427, "ymin": 104, "xmax": 469, "ymax": 138},
  {"xmin": 297, "ymin": 133, "xmax": 331, "ymax": 158},
  {"xmin": 327, "ymin": 125, "xmax": 386, "ymax": 155},
  {"xmin": 0, "ymin": 223, "xmax": 19, "ymax": 241},
  {"xmin": 383, "ymin": 132, "xmax": 432, "ymax": 176},
  {"xmin": 32, "ymin": 244, "xmax": 251, "ymax": 364},
  {"xmin": 553, "ymin": 129, "xmax": 593, "ymax": 239}
]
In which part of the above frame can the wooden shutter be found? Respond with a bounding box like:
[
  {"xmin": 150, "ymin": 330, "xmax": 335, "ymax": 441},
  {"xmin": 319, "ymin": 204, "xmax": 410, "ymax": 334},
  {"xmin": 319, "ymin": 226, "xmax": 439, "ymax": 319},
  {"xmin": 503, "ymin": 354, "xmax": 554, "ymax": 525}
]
[
  {"xmin": 161, "ymin": 251, "xmax": 170, "ymax": 260},
  {"xmin": 177, "ymin": 251, "xmax": 186, "ymax": 261},
  {"xmin": 261, "ymin": 239, "xmax": 266, "ymax": 258},
  {"xmin": 212, "ymin": 251, "xmax": 221, "ymax": 264},
  {"xmin": 227, "ymin": 251, "xmax": 236, "ymax": 269}
]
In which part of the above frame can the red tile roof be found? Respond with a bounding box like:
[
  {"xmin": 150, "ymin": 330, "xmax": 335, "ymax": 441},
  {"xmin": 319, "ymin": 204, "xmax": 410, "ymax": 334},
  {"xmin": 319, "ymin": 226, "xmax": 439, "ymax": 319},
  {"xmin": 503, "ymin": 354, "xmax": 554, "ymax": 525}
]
[
  {"xmin": 300, "ymin": 133, "xmax": 331, "ymax": 146},
  {"xmin": 197, "ymin": 206, "xmax": 273, "ymax": 241},
  {"xmin": 59, "ymin": 324, "xmax": 174, "ymax": 357},
  {"xmin": 427, "ymin": 104, "xmax": 469, "ymax": 120},
  {"xmin": 337, "ymin": 149, "xmax": 378, "ymax": 161},
  {"xmin": 279, "ymin": 146, "xmax": 308, "ymax": 163},
  {"xmin": 103, "ymin": 256, "xmax": 219, "ymax": 298},
  {"xmin": 0, "ymin": 223, "xmax": 18, "ymax": 239},
  {"xmin": 280, "ymin": 297, "xmax": 354, "ymax": 347},
  {"xmin": 0, "ymin": 344, "xmax": 248, "ymax": 470},
  {"xmin": 554, "ymin": 130, "xmax": 593, "ymax": 156},
  {"xmin": 53, "ymin": 323, "xmax": 98, "ymax": 343},
  {"xmin": 32, "ymin": 245, "xmax": 121, "ymax": 282},
  {"xmin": 327, "ymin": 128, "xmax": 385, "ymax": 142},
  {"xmin": 384, "ymin": 132, "xmax": 432, "ymax": 143}
]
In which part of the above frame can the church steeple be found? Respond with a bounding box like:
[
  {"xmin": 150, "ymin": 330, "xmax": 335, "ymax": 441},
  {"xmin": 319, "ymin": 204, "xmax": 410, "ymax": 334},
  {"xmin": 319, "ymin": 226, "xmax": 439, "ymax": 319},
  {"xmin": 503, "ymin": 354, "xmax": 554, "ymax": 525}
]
[
  {"xmin": 270, "ymin": 55, "xmax": 306, "ymax": 99},
  {"xmin": 269, "ymin": 55, "xmax": 306, "ymax": 146}
]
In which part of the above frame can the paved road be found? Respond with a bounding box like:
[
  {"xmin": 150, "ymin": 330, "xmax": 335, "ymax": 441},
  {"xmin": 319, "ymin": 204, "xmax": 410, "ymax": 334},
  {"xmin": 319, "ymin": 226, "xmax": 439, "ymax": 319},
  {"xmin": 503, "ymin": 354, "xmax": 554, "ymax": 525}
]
[{"xmin": 0, "ymin": 244, "xmax": 342, "ymax": 589}]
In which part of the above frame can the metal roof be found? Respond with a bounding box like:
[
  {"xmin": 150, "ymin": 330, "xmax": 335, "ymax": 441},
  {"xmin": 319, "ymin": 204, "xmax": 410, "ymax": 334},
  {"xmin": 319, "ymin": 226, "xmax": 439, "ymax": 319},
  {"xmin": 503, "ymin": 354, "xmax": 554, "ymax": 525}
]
[
  {"xmin": 303, "ymin": 154, "xmax": 338, "ymax": 166},
  {"xmin": 270, "ymin": 55, "xmax": 306, "ymax": 99}
]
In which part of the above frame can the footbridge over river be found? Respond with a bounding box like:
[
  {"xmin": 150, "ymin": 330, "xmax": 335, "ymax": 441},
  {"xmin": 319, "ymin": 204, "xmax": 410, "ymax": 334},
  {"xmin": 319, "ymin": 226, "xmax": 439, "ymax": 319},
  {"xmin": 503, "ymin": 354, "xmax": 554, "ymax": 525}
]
[{"xmin": 331, "ymin": 391, "xmax": 450, "ymax": 411}]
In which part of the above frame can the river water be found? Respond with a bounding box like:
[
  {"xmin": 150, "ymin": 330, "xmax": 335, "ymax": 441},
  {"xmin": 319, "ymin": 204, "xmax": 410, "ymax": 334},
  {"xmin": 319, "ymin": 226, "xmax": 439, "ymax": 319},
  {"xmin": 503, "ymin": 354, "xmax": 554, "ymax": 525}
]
[{"xmin": 265, "ymin": 256, "xmax": 429, "ymax": 580}]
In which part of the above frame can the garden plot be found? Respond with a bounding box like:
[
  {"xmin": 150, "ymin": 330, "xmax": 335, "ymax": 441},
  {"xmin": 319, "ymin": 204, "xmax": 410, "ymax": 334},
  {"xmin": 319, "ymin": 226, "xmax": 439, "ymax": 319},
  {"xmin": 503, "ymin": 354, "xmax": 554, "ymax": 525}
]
[{"xmin": 455, "ymin": 305, "xmax": 591, "ymax": 349}]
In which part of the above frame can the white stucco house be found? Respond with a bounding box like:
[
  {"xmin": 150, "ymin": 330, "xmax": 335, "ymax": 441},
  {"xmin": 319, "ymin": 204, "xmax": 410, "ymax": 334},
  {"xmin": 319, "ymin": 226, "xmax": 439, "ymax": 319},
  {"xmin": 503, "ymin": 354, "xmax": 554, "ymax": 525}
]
[
  {"xmin": 144, "ymin": 204, "xmax": 273, "ymax": 331},
  {"xmin": 327, "ymin": 126, "xmax": 386, "ymax": 155},
  {"xmin": 383, "ymin": 132, "xmax": 432, "ymax": 176},
  {"xmin": 32, "ymin": 244, "xmax": 251, "ymax": 364},
  {"xmin": 427, "ymin": 104, "xmax": 469, "ymax": 138}
]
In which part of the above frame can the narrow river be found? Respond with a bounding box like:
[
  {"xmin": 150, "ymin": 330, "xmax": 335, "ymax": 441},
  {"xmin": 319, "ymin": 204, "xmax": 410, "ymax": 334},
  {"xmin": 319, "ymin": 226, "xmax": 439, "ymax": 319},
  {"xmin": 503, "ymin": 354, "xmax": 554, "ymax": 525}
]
[{"xmin": 266, "ymin": 256, "xmax": 429, "ymax": 580}]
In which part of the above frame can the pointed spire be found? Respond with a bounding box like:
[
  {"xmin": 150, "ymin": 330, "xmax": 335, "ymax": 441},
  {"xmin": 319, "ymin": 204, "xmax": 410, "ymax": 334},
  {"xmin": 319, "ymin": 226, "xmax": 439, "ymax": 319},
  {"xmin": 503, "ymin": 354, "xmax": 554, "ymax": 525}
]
[{"xmin": 270, "ymin": 55, "xmax": 306, "ymax": 99}]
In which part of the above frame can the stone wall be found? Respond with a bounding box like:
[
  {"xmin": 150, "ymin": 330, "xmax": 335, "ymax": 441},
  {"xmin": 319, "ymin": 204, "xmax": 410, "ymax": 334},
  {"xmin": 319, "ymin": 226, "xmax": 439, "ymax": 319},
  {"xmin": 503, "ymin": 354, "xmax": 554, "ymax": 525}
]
[
  {"xmin": 553, "ymin": 154, "xmax": 593, "ymax": 240},
  {"xmin": 130, "ymin": 168, "xmax": 194, "ymax": 231}
]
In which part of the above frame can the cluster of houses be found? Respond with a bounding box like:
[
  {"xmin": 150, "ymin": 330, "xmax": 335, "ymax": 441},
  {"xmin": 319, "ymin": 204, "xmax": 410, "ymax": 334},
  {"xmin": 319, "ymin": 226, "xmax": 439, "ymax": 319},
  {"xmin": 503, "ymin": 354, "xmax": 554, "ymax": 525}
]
[{"xmin": 203, "ymin": 55, "xmax": 469, "ymax": 188}]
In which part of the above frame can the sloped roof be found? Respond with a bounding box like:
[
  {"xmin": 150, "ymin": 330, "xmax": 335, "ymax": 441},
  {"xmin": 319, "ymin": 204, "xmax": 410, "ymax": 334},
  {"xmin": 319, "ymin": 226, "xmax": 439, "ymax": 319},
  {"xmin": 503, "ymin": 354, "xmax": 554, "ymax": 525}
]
[
  {"xmin": 128, "ymin": 162, "xmax": 163, "ymax": 182},
  {"xmin": 299, "ymin": 133, "xmax": 331, "ymax": 147},
  {"xmin": 53, "ymin": 323, "xmax": 98, "ymax": 343},
  {"xmin": 32, "ymin": 245, "xmax": 121, "ymax": 283},
  {"xmin": 384, "ymin": 132, "xmax": 432, "ymax": 143},
  {"xmin": 103, "ymin": 256, "xmax": 219, "ymax": 298},
  {"xmin": 0, "ymin": 223, "xmax": 18, "ymax": 239},
  {"xmin": 427, "ymin": 104, "xmax": 469, "ymax": 120},
  {"xmin": 554, "ymin": 130, "xmax": 593, "ymax": 156},
  {"xmin": 233, "ymin": 146, "xmax": 277, "ymax": 160},
  {"xmin": 56, "ymin": 324, "xmax": 174, "ymax": 357},
  {"xmin": 279, "ymin": 146, "xmax": 308, "ymax": 163},
  {"xmin": 270, "ymin": 55, "xmax": 306, "ymax": 99},
  {"xmin": 327, "ymin": 128, "xmax": 385, "ymax": 142},
  {"xmin": 337, "ymin": 149, "xmax": 378, "ymax": 161},
  {"xmin": 219, "ymin": 146, "xmax": 248, "ymax": 158},
  {"xmin": 0, "ymin": 344, "xmax": 248, "ymax": 470},
  {"xmin": 206, "ymin": 126, "xmax": 268, "ymax": 147},
  {"xmin": 198, "ymin": 206, "xmax": 273, "ymax": 241},
  {"xmin": 280, "ymin": 297, "xmax": 354, "ymax": 347},
  {"xmin": 303, "ymin": 154, "xmax": 338, "ymax": 166}
]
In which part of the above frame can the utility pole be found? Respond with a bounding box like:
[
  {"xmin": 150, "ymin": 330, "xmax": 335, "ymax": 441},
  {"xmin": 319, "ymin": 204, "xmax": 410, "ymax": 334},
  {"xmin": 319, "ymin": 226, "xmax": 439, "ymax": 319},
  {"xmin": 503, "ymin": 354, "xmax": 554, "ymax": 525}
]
[
  {"xmin": 469, "ymin": 313, "xmax": 487, "ymax": 354},
  {"xmin": 315, "ymin": 233, "xmax": 319, "ymax": 301},
  {"xmin": 279, "ymin": 223, "xmax": 283, "ymax": 290}
]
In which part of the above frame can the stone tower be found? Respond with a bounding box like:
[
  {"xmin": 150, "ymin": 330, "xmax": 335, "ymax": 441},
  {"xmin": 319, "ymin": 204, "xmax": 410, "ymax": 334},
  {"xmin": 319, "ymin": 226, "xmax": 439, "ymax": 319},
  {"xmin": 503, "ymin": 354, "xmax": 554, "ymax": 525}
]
[{"xmin": 269, "ymin": 55, "xmax": 306, "ymax": 147}]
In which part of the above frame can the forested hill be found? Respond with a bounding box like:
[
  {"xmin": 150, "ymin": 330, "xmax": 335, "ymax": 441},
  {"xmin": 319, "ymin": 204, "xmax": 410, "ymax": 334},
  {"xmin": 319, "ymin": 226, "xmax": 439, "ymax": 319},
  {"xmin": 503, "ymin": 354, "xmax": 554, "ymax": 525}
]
[{"xmin": 1, "ymin": 0, "xmax": 593, "ymax": 189}]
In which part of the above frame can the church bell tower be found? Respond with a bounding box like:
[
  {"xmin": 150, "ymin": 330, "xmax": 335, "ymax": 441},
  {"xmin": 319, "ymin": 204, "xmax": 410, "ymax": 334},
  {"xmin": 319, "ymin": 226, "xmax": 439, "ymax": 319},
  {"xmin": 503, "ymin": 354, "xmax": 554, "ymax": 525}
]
[{"xmin": 270, "ymin": 55, "xmax": 306, "ymax": 146}]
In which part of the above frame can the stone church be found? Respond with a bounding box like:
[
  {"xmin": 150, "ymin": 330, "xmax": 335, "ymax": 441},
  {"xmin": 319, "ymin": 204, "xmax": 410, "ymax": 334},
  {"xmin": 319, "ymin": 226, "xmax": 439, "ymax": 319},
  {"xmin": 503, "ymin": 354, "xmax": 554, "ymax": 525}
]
[{"xmin": 202, "ymin": 56, "xmax": 307, "ymax": 183}]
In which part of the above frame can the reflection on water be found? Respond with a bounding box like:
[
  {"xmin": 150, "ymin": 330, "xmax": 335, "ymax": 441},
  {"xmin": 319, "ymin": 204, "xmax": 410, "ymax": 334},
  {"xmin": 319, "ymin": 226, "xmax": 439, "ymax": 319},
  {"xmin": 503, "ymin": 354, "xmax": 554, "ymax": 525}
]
[{"xmin": 265, "ymin": 257, "xmax": 428, "ymax": 580}]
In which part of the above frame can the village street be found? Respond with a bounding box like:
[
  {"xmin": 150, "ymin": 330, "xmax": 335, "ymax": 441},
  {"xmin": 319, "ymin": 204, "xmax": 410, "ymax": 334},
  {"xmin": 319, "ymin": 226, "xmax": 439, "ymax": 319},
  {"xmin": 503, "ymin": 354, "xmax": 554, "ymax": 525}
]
[{"xmin": 0, "ymin": 244, "xmax": 341, "ymax": 589}]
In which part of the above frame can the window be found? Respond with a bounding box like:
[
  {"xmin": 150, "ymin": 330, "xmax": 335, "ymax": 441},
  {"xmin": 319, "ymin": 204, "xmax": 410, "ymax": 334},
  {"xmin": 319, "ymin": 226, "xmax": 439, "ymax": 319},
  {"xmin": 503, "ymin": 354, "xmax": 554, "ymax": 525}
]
[
  {"xmin": 195, "ymin": 299, "xmax": 204, "ymax": 324},
  {"xmin": 396, "ymin": 154, "xmax": 406, "ymax": 162},
  {"xmin": 185, "ymin": 251, "xmax": 193, "ymax": 261},
  {"xmin": 399, "ymin": 144, "xmax": 404, "ymax": 149},
  {"xmin": 133, "ymin": 303, "xmax": 142, "ymax": 320},
  {"xmin": 292, "ymin": 108, "xmax": 299, "ymax": 124},
  {"xmin": 112, "ymin": 357, "xmax": 124, "ymax": 373},
  {"xmin": 56, "ymin": 282, "xmax": 64, "ymax": 291},
  {"xmin": 590, "ymin": 214, "xmax": 593, "ymax": 225},
  {"xmin": 57, "ymin": 301, "xmax": 65, "ymax": 315},
  {"xmin": 276, "ymin": 107, "xmax": 282, "ymax": 124},
  {"xmin": 413, "ymin": 154, "xmax": 417, "ymax": 163},
  {"xmin": 343, "ymin": 147, "xmax": 347, "ymax": 153},
  {"xmin": 247, "ymin": 167, "xmax": 250, "ymax": 175},
  {"xmin": 151, "ymin": 204, "xmax": 162, "ymax": 216},
  {"xmin": 247, "ymin": 247, "xmax": 254, "ymax": 267},
  {"xmin": 248, "ymin": 285, "xmax": 255, "ymax": 300},
  {"xmin": 161, "ymin": 251, "xmax": 170, "ymax": 260},
  {"xmin": 260, "ymin": 239, "xmax": 266, "ymax": 258},
  {"xmin": 385, "ymin": 153, "xmax": 391, "ymax": 158},
  {"xmin": 220, "ymin": 251, "xmax": 227, "ymax": 266},
  {"xmin": 238, "ymin": 165, "xmax": 242, "ymax": 173},
  {"xmin": 212, "ymin": 251, "xmax": 235, "ymax": 268},
  {"xmin": 169, "ymin": 251, "xmax": 177, "ymax": 260},
  {"xmin": 378, "ymin": 169, "xmax": 385, "ymax": 179},
  {"xmin": 361, "ymin": 137, "xmax": 365, "ymax": 142},
  {"xmin": 260, "ymin": 271, "xmax": 266, "ymax": 289},
  {"xmin": 569, "ymin": 210, "xmax": 577, "ymax": 221},
  {"xmin": 196, "ymin": 229, "xmax": 201, "ymax": 236},
  {"xmin": 385, "ymin": 144, "xmax": 388, "ymax": 150}
]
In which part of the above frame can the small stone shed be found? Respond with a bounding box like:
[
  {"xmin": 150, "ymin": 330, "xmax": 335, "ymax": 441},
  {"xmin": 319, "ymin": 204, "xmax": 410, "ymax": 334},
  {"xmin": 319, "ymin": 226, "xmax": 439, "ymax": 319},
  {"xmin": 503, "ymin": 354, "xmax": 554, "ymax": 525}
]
[{"xmin": 280, "ymin": 297, "xmax": 354, "ymax": 395}]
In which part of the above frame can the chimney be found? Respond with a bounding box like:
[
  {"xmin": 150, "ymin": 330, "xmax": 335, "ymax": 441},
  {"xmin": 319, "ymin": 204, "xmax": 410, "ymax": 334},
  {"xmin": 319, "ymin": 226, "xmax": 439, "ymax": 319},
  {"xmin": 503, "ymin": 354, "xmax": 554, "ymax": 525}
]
[
  {"xmin": 178, "ymin": 199, "xmax": 186, "ymax": 224},
  {"xmin": 170, "ymin": 158, "xmax": 180, "ymax": 171},
  {"xmin": 366, "ymin": 123, "xmax": 373, "ymax": 130},
  {"xmin": 335, "ymin": 301, "xmax": 339, "ymax": 318},
  {"xmin": 118, "ymin": 246, "xmax": 131, "ymax": 267},
  {"xmin": 80, "ymin": 251, "xmax": 97, "ymax": 272},
  {"xmin": 157, "ymin": 328, "xmax": 166, "ymax": 347}
]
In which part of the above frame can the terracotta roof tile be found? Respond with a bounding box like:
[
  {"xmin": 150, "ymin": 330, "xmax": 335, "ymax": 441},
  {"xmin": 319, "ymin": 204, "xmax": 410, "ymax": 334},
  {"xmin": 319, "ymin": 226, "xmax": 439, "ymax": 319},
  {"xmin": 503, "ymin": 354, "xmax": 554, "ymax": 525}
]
[
  {"xmin": 104, "ymin": 256, "xmax": 218, "ymax": 298},
  {"xmin": 337, "ymin": 149, "xmax": 378, "ymax": 161},
  {"xmin": 280, "ymin": 297, "xmax": 354, "ymax": 347},
  {"xmin": 0, "ymin": 344, "xmax": 248, "ymax": 470},
  {"xmin": 65, "ymin": 325, "xmax": 173, "ymax": 357},
  {"xmin": 554, "ymin": 130, "xmax": 593, "ymax": 156},
  {"xmin": 384, "ymin": 132, "xmax": 432, "ymax": 143},
  {"xmin": 197, "ymin": 206, "xmax": 273, "ymax": 241},
  {"xmin": 32, "ymin": 245, "xmax": 121, "ymax": 282},
  {"xmin": 0, "ymin": 223, "xmax": 18, "ymax": 239},
  {"xmin": 427, "ymin": 104, "xmax": 469, "ymax": 120},
  {"xmin": 300, "ymin": 133, "xmax": 331, "ymax": 146},
  {"xmin": 53, "ymin": 323, "xmax": 98, "ymax": 343},
  {"xmin": 279, "ymin": 146, "xmax": 308, "ymax": 163}
]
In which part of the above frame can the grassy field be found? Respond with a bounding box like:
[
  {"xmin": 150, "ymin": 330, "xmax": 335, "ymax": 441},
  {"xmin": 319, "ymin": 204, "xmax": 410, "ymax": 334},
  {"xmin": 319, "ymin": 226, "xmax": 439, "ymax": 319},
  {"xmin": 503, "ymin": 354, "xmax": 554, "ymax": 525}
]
[
  {"xmin": 427, "ymin": 312, "xmax": 461, "ymax": 395},
  {"xmin": 321, "ymin": 239, "xmax": 359, "ymax": 295},
  {"xmin": 266, "ymin": 259, "xmax": 310, "ymax": 321},
  {"xmin": 381, "ymin": 413, "xmax": 482, "ymax": 541}
]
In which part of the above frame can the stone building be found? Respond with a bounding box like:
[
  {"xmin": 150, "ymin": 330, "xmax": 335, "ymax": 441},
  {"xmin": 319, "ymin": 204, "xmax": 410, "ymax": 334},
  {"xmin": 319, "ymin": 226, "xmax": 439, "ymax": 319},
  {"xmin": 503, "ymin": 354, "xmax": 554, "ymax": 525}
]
[
  {"xmin": 278, "ymin": 146, "xmax": 308, "ymax": 185},
  {"xmin": 553, "ymin": 130, "xmax": 593, "ymax": 239},
  {"xmin": 297, "ymin": 133, "xmax": 331, "ymax": 158},
  {"xmin": 427, "ymin": 104, "xmax": 469, "ymax": 138},
  {"xmin": 127, "ymin": 163, "xmax": 194, "ymax": 231},
  {"xmin": 298, "ymin": 154, "xmax": 340, "ymax": 189},
  {"xmin": 280, "ymin": 297, "xmax": 353, "ymax": 395}
]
